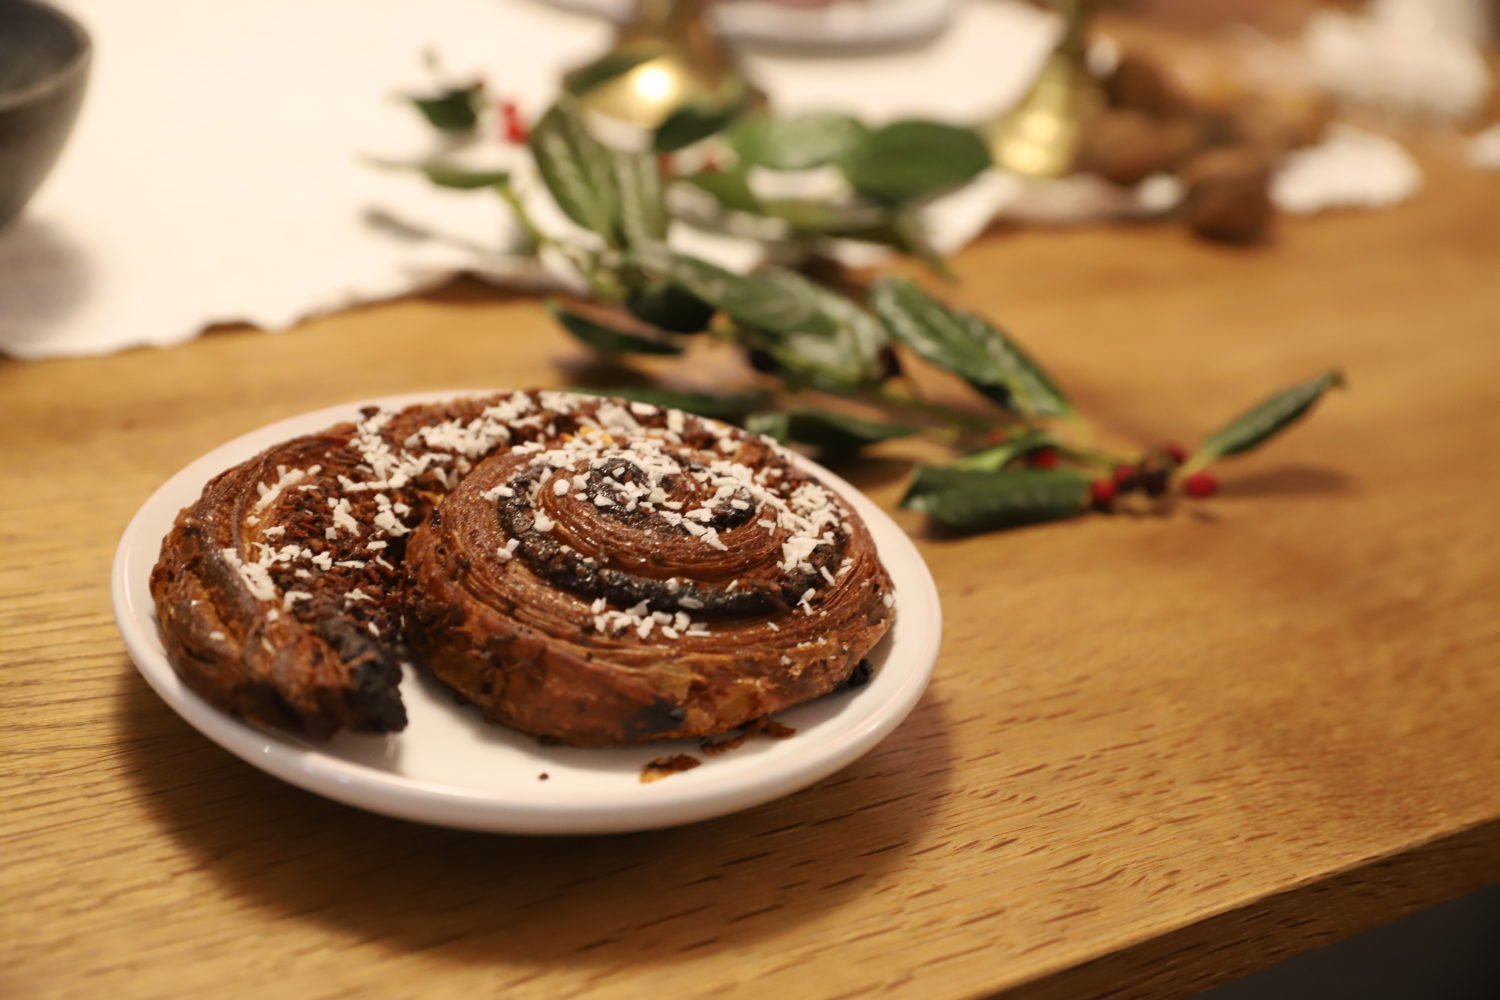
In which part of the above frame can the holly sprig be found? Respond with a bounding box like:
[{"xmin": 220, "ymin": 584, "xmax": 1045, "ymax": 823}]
[{"xmin": 391, "ymin": 93, "xmax": 1344, "ymax": 534}]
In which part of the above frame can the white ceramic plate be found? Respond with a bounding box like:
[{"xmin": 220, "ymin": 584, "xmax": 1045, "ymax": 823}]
[
  {"xmin": 112, "ymin": 392, "xmax": 942, "ymax": 834},
  {"xmin": 535, "ymin": 0, "xmax": 958, "ymax": 50}
]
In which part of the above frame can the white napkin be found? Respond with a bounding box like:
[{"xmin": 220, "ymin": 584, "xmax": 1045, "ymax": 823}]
[{"xmin": 0, "ymin": 0, "xmax": 1058, "ymax": 358}]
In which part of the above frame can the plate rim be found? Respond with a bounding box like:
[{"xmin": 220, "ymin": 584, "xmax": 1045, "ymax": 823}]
[
  {"xmin": 532, "ymin": 0, "xmax": 959, "ymax": 48},
  {"xmin": 112, "ymin": 390, "xmax": 942, "ymax": 834}
]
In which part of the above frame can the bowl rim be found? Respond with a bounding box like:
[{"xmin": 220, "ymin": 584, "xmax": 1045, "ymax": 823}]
[{"xmin": 0, "ymin": 0, "xmax": 92, "ymax": 112}]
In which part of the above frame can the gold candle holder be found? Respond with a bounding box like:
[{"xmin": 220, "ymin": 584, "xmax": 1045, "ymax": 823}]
[
  {"xmin": 568, "ymin": 0, "xmax": 756, "ymax": 131},
  {"xmin": 987, "ymin": 0, "xmax": 1104, "ymax": 178}
]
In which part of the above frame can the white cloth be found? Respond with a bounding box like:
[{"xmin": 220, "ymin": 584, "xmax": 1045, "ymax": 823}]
[
  {"xmin": 0, "ymin": 0, "xmax": 1431, "ymax": 360},
  {"xmin": 1273, "ymin": 125, "xmax": 1421, "ymax": 215},
  {"xmin": 1304, "ymin": 5, "xmax": 1492, "ymax": 123},
  {"xmin": 0, "ymin": 0, "xmax": 1057, "ymax": 358}
]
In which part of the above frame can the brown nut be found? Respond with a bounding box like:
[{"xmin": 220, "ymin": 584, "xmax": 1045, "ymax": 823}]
[
  {"xmin": 1103, "ymin": 51, "xmax": 1187, "ymax": 119},
  {"xmin": 1180, "ymin": 146, "xmax": 1274, "ymax": 244},
  {"xmin": 1076, "ymin": 109, "xmax": 1198, "ymax": 186},
  {"xmin": 1229, "ymin": 90, "xmax": 1335, "ymax": 154}
]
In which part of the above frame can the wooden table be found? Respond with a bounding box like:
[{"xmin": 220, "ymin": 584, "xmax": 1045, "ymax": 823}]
[{"xmin": 4, "ymin": 138, "xmax": 1499, "ymax": 1000}]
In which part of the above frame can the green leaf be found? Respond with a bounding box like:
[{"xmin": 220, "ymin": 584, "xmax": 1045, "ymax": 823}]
[
  {"xmin": 730, "ymin": 113, "xmax": 870, "ymax": 171},
  {"xmin": 655, "ymin": 256, "xmax": 831, "ymax": 338},
  {"xmin": 408, "ymin": 83, "xmax": 484, "ymax": 133},
  {"xmin": 766, "ymin": 205, "xmax": 952, "ymax": 279},
  {"xmin": 901, "ymin": 467, "xmax": 1092, "ymax": 532},
  {"xmin": 759, "ymin": 198, "xmax": 887, "ymax": 235},
  {"xmin": 949, "ymin": 428, "xmax": 1060, "ymax": 471},
  {"xmin": 747, "ymin": 199, "xmax": 953, "ymax": 279},
  {"xmin": 763, "ymin": 331, "xmax": 875, "ymax": 390},
  {"xmin": 642, "ymin": 254, "xmax": 885, "ymax": 385},
  {"xmin": 681, "ymin": 170, "xmax": 763, "ymax": 214},
  {"xmin": 870, "ymin": 277, "xmax": 1072, "ymax": 418},
  {"xmin": 363, "ymin": 157, "xmax": 510, "ymax": 191},
  {"xmin": 562, "ymin": 49, "xmax": 655, "ymax": 97},
  {"xmin": 1189, "ymin": 370, "xmax": 1345, "ymax": 469},
  {"xmin": 651, "ymin": 252, "xmax": 743, "ymax": 308},
  {"xmin": 412, "ymin": 163, "xmax": 511, "ymax": 191},
  {"xmin": 653, "ymin": 88, "xmax": 752, "ymax": 153},
  {"xmin": 611, "ymin": 149, "xmax": 668, "ymax": 245},
  {"xmin": 567, "ymin": 386, "xmax": 773, "ymax": 421},
  {"xmin": 686, "ymin": 261, "xmax": 891, "ymax": 386},
  {"xmin": 549, "ymin": 300, "xmax": 684, "ymax": 356},
  {"xmin": 530, "ymin": 100, "xmax": 621, "ymax": 242},
  {"xmin": 626, "ymin": 282, "xmax": 715, "ymax": 334},
  {"xmin": 738, "ymin": 271, "xmax": 890, "ymax": 386},
  {"xmin": 840, "ymin": 120, "xmax": 991, "ymax": 204},
  {"xmin": 747, "ymin": 408, "xmax": 916, "ymax": 455},
  {"xmin": 726, "ymin": 269, "xmax": 843, "ymax": 338}
]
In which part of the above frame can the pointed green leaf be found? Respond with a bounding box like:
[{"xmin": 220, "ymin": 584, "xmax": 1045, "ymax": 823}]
[
  {"xmin": 567, "ymin": 386, "xmax": 773, "ymax": 420},
  {"xmin": 728, "ymin": 269, "xmax": 843, "ymax": 338},
  {"xmin": 730, "ymin": 113, "xmax": 871, "ymax": 171},
  {"xmin": 759, "ymin": 198, "xmax": 887, "ymax": 235},
  {"xmin": 626, "ymin": 281, "xmax": 715, "ymax": 334},
  {"xmin": 949, "ymin": 428, "xmax": 1061, "ymax": 471},
  {"xmin": 901, "ymin": 467, "xmax": 1092, "ymax": 532},
  {"xmin": 1189, "ymin": 370, "xmax": 1345, "ymax": 469},
  {"xmin": 747, "ymin": 408, "xmax": 916, "ymax": 456},
  {"xmin": 656, "ymin": 256, "xmax": 831, "ymax": 337},
  {"xmin": 646, "ymin": 254, "xmax": 887, "ymax": 385},
  {"xmin": 770, "ymin": 207, "xmax": 952, "ymax": 279},
  {"xmin": 839, "ymin": 120, "xmax": 991, "ymax": 203},
  {"xmin": 408, "ymin": 83, "xmax": 484, "ymax": 133},
  {"xmin": 549, "ymin": 300, "xmax": 684, "ymax": 356},
  {"xmin": 870, "ymin": 277, "xmax": 1072, "ymax": 418},
  {"xmin": 530, "ymin": 100, "xmax": 620, "ymax": 242},
  {"xmin": 364, "ymin": 157, "xmax": 510, "ymax": 192},
  {"xmin": 413, "ymin": 163, "xmax": 511, "ymax": 191},
  {"xmin": 653, "ymin": 86, "xmax": 752, "ymax": 153},
  {"xmin": 612, "ymin": 149, "xmax": 668, "ymax": 245},
  {"xmin": 562, "ymin": 49, "xmax": 656, "ymax": 97},
  {"xmin": 763, "ymin": 332, "xmax": 874, "ymax": 390},
  {"xmin": 682, "ymin": 169, "xmax": 763, "ymax": 214},
  {"xmin": 739, "ymin": 270, "xmax": 889, "ymax": 386}
]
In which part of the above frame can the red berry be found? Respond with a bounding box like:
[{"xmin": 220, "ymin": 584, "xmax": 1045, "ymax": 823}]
[
  {"xmin": 500, "ymin": 100, "xmax": 528, "ymax": 143},
  {"xmin": 1183, "ymin": 472, "xmax": 1219, "ymax": 498},
  {"xmin": 1027, "ymin": 448, "xmax": 1060, "ymax": 469},
  {"xmin": 1164, "ymin": 442, "xmax": 1189, "ymax": 464},
  {"xmin": 1089, "ymin": 479, "xmax": 1118, "ymax": 511},
  {"xmin": 657, "ymin": 153, "xmax": 677, "ymax": 178},
  {"xmin": 983, "ymin": 429, "xmax": 1009, "ymax": 447},
  {"xmin": 1112, "ymin": 464, "xmax": 1140, "ymax": 490}
]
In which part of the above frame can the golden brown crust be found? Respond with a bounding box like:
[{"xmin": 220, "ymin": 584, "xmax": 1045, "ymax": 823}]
[{"xmin": 149, "ymin": 391, "xmax": 895, "ymax": 745}]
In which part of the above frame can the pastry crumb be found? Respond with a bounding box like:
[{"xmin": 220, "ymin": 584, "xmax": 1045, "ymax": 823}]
[{"xmin": 641, "ymin": 754, "xmax": 701, "ymax": 783}]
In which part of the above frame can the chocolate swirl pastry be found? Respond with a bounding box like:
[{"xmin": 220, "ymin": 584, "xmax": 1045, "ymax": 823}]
[{"xmin": 150, "ymin": 392, "xmax": 896, "ymax": 745}]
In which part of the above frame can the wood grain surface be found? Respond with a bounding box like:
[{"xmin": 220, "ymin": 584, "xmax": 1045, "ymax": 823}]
[{"xmin": 3, "ymin": 138, "xmax": 1499, "ymax": 1000}]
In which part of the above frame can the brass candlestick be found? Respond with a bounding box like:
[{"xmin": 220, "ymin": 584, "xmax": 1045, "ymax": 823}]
[
  {"xmin": 988, "ymin": 0, "xmax": 1104, "ymax": 178},
  {"xmin": 568, "ymin": 0, "xmax": 757, "ymax": 131}
]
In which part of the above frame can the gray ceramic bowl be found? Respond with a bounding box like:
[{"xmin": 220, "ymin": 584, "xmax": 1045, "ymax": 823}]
[{"xmin": 0, "ymin": 0, "xmax": 91, "ymax": 228}]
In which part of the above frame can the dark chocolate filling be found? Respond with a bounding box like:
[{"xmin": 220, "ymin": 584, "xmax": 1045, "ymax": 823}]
[{"xmin": 493, "ymin": 466, "xmax": 848, "ymax": 619}]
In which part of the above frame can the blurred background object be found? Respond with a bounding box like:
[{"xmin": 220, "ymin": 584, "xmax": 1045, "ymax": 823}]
[
  {"xmin": 1304, "ymin": 0, "xmax": 1493, "ymax": 122},
  {"xmin": 566, "ymin": 0, "xmax": 760, "ymax": 133},
  {"xmin": 0, "ymin": 0, "xmax": 1493, "ymax": 360},
  {"xmin": 536, "ymin": 0, "xmax": 959, "ymax": 51},
  {"xmin": 0, "ymin": 0, "xmax": 90, "ymax": 228},
  {"xmin": 988, "ymin": 0, "xmax": 1104, "ymax": 178}
]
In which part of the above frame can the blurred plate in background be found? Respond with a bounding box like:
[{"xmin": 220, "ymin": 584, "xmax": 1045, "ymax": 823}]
[{"xmin": 533, "ymin": 0, "xmax": 959, "ymax": 50}]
